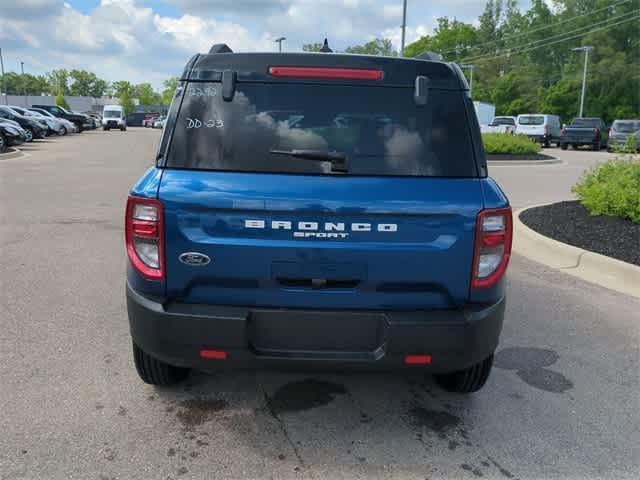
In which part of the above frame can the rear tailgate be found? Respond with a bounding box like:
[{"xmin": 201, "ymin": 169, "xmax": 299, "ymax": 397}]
[
  {"xmin": 563, "ymin": 127, "xmax": 596, "ymax": 142},
  {"xmin": 159, "ymin": 170, "xmax": 483, "ymax": 310}
]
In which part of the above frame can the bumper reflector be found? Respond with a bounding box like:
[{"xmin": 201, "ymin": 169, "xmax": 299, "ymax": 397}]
[
  {"xmin": 404, "ymin": 354, "xmax": 432, "ymax": 365},
  {"xmin": 200, "ymin": 349, "xmax": 228, "ymax": 360}
]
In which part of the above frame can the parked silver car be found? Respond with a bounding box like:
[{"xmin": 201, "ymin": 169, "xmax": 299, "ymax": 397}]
[
  {"xmin": 29, "ymin": 108, "xmax": 78, "ymax": 134},
  {"xmin": 608, "ymin": 119, "xmax": 640, "ymax": 151}
]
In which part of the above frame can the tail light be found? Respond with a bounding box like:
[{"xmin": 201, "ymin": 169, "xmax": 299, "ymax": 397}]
[
  {"xmin": 593, "ymin": 128, "xmax": 600, "ymax": 137},
  {"xmin": 125, "ymin": 196, "xmax": 164, "ymax": 280},
  {"xmin": 471, "ymin": 208, "xmax": 512, "ymax": 289},
  {"xmin": 608, "ymin": 128, "xmax": 612, "ymax": 137},
  {"xmin": 544, "ymin": 124, "xmax": 549, "ymax": 135},
  {"xmin": 560, "ymin": 129, "xmax": 566, "ymax": 136}
]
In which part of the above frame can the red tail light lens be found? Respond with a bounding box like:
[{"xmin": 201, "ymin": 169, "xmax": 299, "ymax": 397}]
[
  {"xmin": 544, "ymin": 124, "xmax": 549, "ymax": 134},
  {"xmin": 269, "ymin": 66, "xmax": 383, "ymax": 80},
  {"xmin": 593, "ymin": 128, "xmax": 600, "ymax": 136},
  {"xmin": 126, "ymin": 196, "xmax": 164, "ymax": 280},
  {"xmin": 560, "ymin": 129, "xmax": 566, "ymax": 136},
  {"xmin": 471, "ymin": 208, "xmax": 512, "ymax": 289}
]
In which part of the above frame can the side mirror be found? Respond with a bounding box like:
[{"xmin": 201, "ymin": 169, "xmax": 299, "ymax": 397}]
[{"xmin": 414, "ymin": 76, "xmax": 429, "ymax": 106}]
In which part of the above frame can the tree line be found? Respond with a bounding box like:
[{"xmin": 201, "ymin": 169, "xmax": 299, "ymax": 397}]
[
  {"xmin": 1, "ymin": 69, "xmax": 178, "ymax": 114},
  {"xmin": 308, "ymin": 0, "xmax": 639, "ymax": 123}
]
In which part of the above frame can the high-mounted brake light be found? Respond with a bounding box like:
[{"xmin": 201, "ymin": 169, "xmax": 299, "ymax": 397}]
[
  {"xmin": 269, "ymin": 66, "xmax": 383, "ymax": 80},
  {"xmin": 126, "ymin": 196, "xmax": 164, "ymax": 280},
  {"xmin": 471, "ymin": 208, "xmax": 512, "ymax": 289}
]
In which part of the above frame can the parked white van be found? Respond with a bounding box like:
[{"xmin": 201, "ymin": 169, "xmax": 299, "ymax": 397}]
[
  {"xmin": 516, "ymin": 114, "xmax": 561, "ymax": 147},
  {"xmin": 102, "ymin": 105, "xmax": 126, "ymax": 131}
]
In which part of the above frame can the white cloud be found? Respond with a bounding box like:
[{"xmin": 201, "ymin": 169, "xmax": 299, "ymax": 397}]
[{"xmin": 0, "ymin": 0, "xmax": 533, "ymax": 89}]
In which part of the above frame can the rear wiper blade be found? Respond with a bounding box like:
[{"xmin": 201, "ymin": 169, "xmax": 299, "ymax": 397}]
[{"xmin": 269, "ymin": 149, "xmax": 349, "ymax": 173}]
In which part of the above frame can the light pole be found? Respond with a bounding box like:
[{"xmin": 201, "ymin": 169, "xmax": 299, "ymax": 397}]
[
  {"xmin": 572, "ymin": 46, "xmax": 593, "ymax": 118},
  {"xmin": 0, "ymin": 48, "xmax": 7, "ymax": 105},
  {"xmin": 275, "ymin": 37, "xmax": 286, "ymax": 53},
  {"xmin": 20, "ymin": 61, "xmax": 27, "ymax": 106},
  {"xmin": 461, "ymin": 64, "xmax": 475, "ymax": 96},
  {"xmin": 400, "ymin": 0, "xmax": 408, "ymax": 56}
]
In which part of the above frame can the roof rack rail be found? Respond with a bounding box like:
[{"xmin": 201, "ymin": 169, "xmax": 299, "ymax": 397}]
[
  {"xmin": 209, "ymin": 44, "xmax": 233, "ymax": 54},
  {"xmin": 416, "ymin": 51, "xmax": 442, "ymax": 61}
]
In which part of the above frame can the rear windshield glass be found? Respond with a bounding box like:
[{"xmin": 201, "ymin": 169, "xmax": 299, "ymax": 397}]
[
  {"xmin": 166, "ymin": 82, "xmax": 476, "ymax": 177},
  {"xmin": 518, "ymin": 116, "xmax": 544, "ymax": 125},
  {"xmin": 493, "ymin": 117, "xmax": 515, "ymax": 125},
  {"xmin": 570, "ymin": 118, "xmax": 599, "ymax": 127},
  {"xmin": 612, "ymin": 120, "xmax": 640, "ymax": 133}
]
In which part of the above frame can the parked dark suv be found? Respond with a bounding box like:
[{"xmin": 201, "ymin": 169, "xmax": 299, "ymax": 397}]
[
  {"xmin": 31, "ymin": 104, "xmax": 89, "ymax": 132},
  {"xmin": 126, "ymin": 45, "xmax": 512, "ymax": 393}
]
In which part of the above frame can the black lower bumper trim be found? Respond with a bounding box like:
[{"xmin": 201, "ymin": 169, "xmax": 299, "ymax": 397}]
[{"xmin": 126, "ymin": 283, "xmax": 505, "ymax": 373}]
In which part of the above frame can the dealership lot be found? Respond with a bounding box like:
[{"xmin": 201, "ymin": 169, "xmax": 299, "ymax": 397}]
[{"xmin": 1, "ymin": 129, "xmax": 638, "ymax": 480}]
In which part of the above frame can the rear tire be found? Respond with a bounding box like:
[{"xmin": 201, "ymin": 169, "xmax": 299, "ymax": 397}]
[
  {"xmin": 560, "ymin": 143, "xmax": 568, "ymax": 150},
  {"xmin": 132, "ymin": 342, "xmax": 190, "ymax": 385},
  {"xmin": 434, "ymin": 355, "xmax": 494, "ymax": 394},
  {"xmin": 592, "ymin": 142, "xmax": 600, "ymax": 151},
  {"xmin": 0, "ymin": 135, "xmax": 6, "ymax": 153}
]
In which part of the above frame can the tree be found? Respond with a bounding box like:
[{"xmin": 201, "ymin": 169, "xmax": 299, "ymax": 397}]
[
  {"xmin": 47, "ymin": 69, "xmax": 69, "ymax": 95},
  {"xmin": 119, "ymin": 88, "xmax": 136, "ymax": 115},
  {"xmin": 111, "ymin": 80, "xmax": 134, "ymax": 98},
  {"xmin": 302, "ymin": 43, "xmax": 323, "ymax": 52},
  {"xmin": 136, "ymin": 83, "xmax": 161, "ymax": 105},
  {"xmin": 161, "ymin": 77, "xmax": 179, "ymax": 106},
  {"xmin": 69, "ymin": 69, "xmax": 98, "ymax": 96},
  {"xmin": 88, "ymin": 79, "xmax": 109, "ymax": 99},
  {"xmin": 55, "ymin": 89, "xmax": 70, "ymax": 110},
  {"xmin": 0, "ymin": 73, "xmax": 49, "ymax": 95},
  {"xmin": 345, "ymin": 38, "xmax": 396, "ymax": 56},
  {"xmin": 404, "ymin": 18, "xmax": 477, "ymax": 61}
]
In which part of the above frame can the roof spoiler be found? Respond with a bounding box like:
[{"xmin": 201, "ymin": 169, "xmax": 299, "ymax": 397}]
[{"xmin": 209, "ymin": 44, "xmax": 233, "ymax": 54}]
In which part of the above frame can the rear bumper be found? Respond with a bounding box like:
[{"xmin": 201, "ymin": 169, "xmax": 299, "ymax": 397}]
[{"xmin": 127, "ymin": 282, "xmax": 505, "ymax": 373}]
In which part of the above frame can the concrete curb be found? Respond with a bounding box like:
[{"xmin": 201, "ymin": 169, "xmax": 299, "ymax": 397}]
[
  {"xmin": 513, "ymin": 204, "xmax": 640, "ymax": 299},
  {"xmin": 0, "ymin": 148, "xmax": 24, "ymax": 161},
  {"xmin": 488, "ymin": 158, "xmax": 563, "ymax": 166}
]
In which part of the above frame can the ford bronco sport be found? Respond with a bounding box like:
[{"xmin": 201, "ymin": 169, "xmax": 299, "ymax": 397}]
[{"xmin": 126, "ymin": 44, "xmax": 512, "ymax": 393}]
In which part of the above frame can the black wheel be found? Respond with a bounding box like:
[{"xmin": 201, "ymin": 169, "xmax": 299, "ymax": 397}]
[
  {"xmin": 592, "ymin": 142, "xmax": 600, "ymax": 151},
  {"xmin": 60, "ymin": 126, "xmax": 67, "ymax": 136},
  {"xmin": 0, "ymin": 134, "xmax": 6, "ymax": 153},
  {"xmin": 571, "ymin": 143, "xmax": 578, "ymax": 150},
  {"xmin": 132, "ymin": 342, "xmax": 190, "ymax": 385},
  {"xmin": 435, "ymin": 355, "xmax": 494, "ymax": 394},
  {"xmin": 25, "ymin": 128, "xmax": 34, "ymax": 142},
  {"xmin": 543, "ymin": 139, "xmax": 550, "ymax": 148},
  {"xmin": 560, "ymin": 143, "xmax": 568, "ymax": 150}
]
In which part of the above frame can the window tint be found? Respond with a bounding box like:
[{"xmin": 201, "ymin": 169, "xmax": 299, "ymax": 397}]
[
  {"xmin": 613, "ymin": 120, "xmax": 640, "ymax": 133},
  {"xmin": 166, "ymin": 82, "xmax": 476, "ymax": 177},
  {"xmin": 570, "ymin": 118, "xmax": 599, "ymax": 127},
  {"xmin": 518, "ymin": 115, "xmax": 544, "ymax": 125}
]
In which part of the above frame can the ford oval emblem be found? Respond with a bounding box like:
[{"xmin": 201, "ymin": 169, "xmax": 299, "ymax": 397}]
[{"xmin": 179, "ymin": 252, "xmax": 211, "ymax": 266}]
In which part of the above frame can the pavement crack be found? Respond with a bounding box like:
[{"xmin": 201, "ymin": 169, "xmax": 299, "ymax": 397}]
[
  {"xmin": 261, "ymin": 388, "xmax": 304, "ymax": 468},
  {"xmin": 560, "ymin": 250, "xmax": 586, "ymax": 270}
]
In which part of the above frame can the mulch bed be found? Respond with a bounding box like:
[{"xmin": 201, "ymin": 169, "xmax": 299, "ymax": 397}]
[
  {"xmin": 520, "ymin": 201, "xmax": 640, "ymax": 266},
  {"xmin": 486, "ymin": 153, "xmax": 555, "ymax": 161}
]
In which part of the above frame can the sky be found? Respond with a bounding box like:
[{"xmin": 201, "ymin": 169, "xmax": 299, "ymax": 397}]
[{"xmin": 1, "ymin": 0, "xmax": 522, "ymax": 90}]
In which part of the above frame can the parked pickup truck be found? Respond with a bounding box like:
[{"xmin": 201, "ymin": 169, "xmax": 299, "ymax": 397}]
[
  {"xmin": 560, "ymin": 117, "xmax": 608, "ymax": 150},
  {"xmin": 31, "ymin": 104, "xmax": 89, "ymax": 132},
  {"xmin": 481, "ymin": 116, "xmax": 517, "ymax": 135}
]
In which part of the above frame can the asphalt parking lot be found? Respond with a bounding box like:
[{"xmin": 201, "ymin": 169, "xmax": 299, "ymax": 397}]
[{"xmin": 1, "ymin": 130, "xmax": 638, "ymax": 480}]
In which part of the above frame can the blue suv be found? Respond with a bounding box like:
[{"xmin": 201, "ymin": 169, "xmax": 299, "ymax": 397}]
[{"xmin": 126, "ymin": 44, "xmax": 512, "ymax": 393}]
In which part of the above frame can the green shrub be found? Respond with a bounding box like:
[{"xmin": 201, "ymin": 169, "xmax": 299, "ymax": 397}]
[
  {"xmin": 482, "ymin": 133, "xmax": 542, "ymax": 155},
  {"xmin": 572, "ymin": 158, "xmax": 640, "ymax": 223},
  {"xmin": 611, "ymin": 135, "xmax": 639, "ymax": 154}
]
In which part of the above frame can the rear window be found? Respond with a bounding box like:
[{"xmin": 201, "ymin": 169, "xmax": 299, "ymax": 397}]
[
  {"xmin": 518, "ymin": 116, "xmax": 544, "ymax": 125},
  {"xmin": 166, "ymin": 82, "xmax": 477, "ymax": 177},
  {"xmin": 493, "ymin": 117, "xmax": 515, "ymax": 125},
  {"xmin": 570, "ymin": 118, "xmax": 599, "ymax": 127},
  {"xmin": 612, "ymin": 120, "xmax": 640, "ymax": 133}
]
